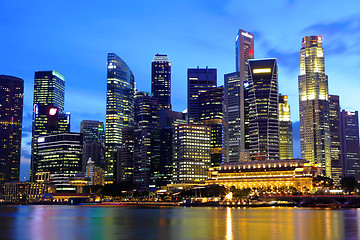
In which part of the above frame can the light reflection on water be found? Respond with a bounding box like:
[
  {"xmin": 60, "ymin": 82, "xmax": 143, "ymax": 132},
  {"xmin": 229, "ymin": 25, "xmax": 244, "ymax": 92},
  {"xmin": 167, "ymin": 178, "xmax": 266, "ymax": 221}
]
[{"xmin": 0, "ymin": 206, "xmax": 359, "ymax": 240}]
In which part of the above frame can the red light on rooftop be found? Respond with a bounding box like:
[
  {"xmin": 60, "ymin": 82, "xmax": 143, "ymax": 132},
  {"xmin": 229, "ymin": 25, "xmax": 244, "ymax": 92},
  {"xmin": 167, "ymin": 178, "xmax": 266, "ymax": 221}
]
[{"xmin": 318, "ymin": 36, "xmax": 322, "ymax": 41}]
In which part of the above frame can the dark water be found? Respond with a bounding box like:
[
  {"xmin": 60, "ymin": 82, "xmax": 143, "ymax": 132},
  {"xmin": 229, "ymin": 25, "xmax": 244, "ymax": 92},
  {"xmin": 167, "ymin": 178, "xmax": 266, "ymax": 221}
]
[{"xmin": 0, "ymin": 206, "xmax": 359, "ymax": 240}]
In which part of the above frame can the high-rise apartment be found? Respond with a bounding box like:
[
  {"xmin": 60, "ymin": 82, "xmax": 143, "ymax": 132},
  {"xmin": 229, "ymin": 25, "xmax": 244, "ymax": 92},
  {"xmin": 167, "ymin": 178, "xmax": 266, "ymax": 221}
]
[
  {"xmin": 187, "ymin": 67, "xmax": 217, "ymax": 123},
  {"xmin": 298, "ymin": 36, "xmax": 331, "ymax": 177},
  {"xmin": 151, "ymin": 54, "xmax": 171, "ymax": 111},
  {"xmin": 340, "ymin": 110, "xmax": 360, "ymax": 180},
  {"xmin": 329, "ymin": 95, "xmax": 342, "ymax": 185},
  {"xmin": 279, "ymin": 94, "xmax": 293, "ymax": 159},
  {"xmin": 105, "ymin": 53, "xmax": 135, "ymax": 183},
  {"xmin": 248, "ymin": 59, "xmax": 279, "ymax": 161},
  {"xmin": 0, "ymin": 75, "xmax": 24, "ymax": 183},
  {"xmin": 31, "ymin": 71, "xmax": 69, "ymax": 181}
]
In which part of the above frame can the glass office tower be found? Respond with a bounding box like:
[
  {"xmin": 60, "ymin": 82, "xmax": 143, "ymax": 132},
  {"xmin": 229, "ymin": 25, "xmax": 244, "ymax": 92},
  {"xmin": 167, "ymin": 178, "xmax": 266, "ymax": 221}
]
[
  {"xmin": 298, "ymin": 36, "xmax": 331, "ymax": 177},
  {"xmin": 105, "ymin": 53, "xmax": 135, "ymax": 183},
  {"xmin": 80, "ymin": 120, "xmax": 105, "ymax": 171},
  {"xmin": 0, "ymin": 75, "xmax": 24, "ymax": 183},
  {"xmin": 31, "ymin": 70, "xmax": 69, "ymax": 181},
  {"xmin": 187, "ymin": 67, "xmax": 217, "ymax": 123},
  {"xmin": 199, "ymin": 86, "xmax": 224, "ymax": 166},
  {"xmin": 329, "ymin": 95, "xmax": 342, "ymax": 185},
  {"xmin": 340, "ymin": 110, "xmax": 360, "ymax": 180},
  {"xmin": 133, "ymin": 91, "xmax": 159, "ymax": 188},
  {"xmin": 279, "ymin": 94, "xmax": 293, "ymax": 159},
  {"xmin": 248, "ymin": 59, "xmax": 280, "ymax": 161},
  {"xmin": 151, "ymin": 54, "xmax": 171, "ymax": 111}
]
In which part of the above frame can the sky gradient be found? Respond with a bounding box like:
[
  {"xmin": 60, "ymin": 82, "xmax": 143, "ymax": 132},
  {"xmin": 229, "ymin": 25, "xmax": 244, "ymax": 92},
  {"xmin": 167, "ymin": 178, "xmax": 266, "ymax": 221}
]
[{"xmin": 1, "ymin": 0, "xmax": 359, "ymax": 180}]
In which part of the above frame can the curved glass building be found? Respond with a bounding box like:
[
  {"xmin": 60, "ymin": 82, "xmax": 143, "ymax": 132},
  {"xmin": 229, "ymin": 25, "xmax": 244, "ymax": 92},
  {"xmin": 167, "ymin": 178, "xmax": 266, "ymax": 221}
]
[{"xmin": 105, "ymin": 53, "xmax": 135, "ymax": 183}]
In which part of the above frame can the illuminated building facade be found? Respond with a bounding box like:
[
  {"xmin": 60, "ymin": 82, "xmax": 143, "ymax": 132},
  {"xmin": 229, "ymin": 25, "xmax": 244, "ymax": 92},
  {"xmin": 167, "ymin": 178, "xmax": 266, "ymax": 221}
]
[
  {"xmin": 279, "ymin": 94, "xmax": 293, "ymax": 159},
  {"xmin": 80, "ymin": 120, "xmax": 105, "ymax": 171},
  {"xmin": 0, "ymin": 75, "xmax": 24, "ymax": 183},
  {"xmin": 105, "ymin": 53, "xmax": 135, "ymax": 183},
  {"xmin": 329, "ymin": 95, "xmax": 342, "ymax": 185},
  {"xmin": 37, "ymin": 133, "xmax": 83, "ymax": 175},
  {"xmin": 133, "ymin": 91, "xmax": 159, "ymax": 188},
  {"xmin": 248, "ymin": 59, "xmax": 280, "ymax": 161},
  {"xmin": 224, "ymin": 29, "xmax": 253, "ymax": 163},
  {"xmin": 151, "ymin": 54, "xmax": 171, "ymax": 111},
  {"xmin": 85, "ymin": 158, "xmax": 105, "ymax": 186},
  {"xmin": 187, "ymin": 67, "xmax": 217, "ymax": 123},
  {"xmin": 224, "ymin": 72, "xmax": 251, "ymax": 162},
  {"xmin": 31, "ymin": 71, "xmax": 69, "ymax": 181},
  {"xmin": 340, "ymin": 110, "xmax": 360, "ymax": 180},
  {"xmin": 4, "ymin": 181, "xmax": 54, "ymax": 203},
  {"xmin": 199, "ymin": 86, "xmax": 225, "ymax": 166},
  {"xmin": 207, "ymin": 159, "xmax": 322, "ymax": 192},
  {"xmin": 236, "ymin": 29, "xmax": 254, "ymax": 74},
  {"xmin": 172, "ymin": 124, "xmax": 211, "ymax": 184},
  {"xmin": 298, "ymin": 36, "xmax": 331, "ymax": 177}
]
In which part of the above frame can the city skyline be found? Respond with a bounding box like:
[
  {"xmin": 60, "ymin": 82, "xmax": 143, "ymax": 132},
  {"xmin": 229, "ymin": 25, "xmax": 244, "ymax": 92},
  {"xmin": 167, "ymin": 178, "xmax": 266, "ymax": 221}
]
[{"xmin": 1, "ymin": 1, "xmax": 359, "ymax": 180}]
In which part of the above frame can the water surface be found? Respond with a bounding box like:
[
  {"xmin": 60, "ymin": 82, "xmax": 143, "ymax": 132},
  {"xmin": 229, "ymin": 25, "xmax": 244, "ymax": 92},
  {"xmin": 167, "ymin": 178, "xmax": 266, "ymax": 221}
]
[{"xmin": 0, "ymin": 205, "xmax": 358, "ymax": 240}]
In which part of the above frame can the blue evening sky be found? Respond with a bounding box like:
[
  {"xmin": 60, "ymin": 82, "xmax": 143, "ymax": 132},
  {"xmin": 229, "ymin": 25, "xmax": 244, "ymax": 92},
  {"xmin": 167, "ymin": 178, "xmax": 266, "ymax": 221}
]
[{"xmin": 1, "ymin": 0, "xmax": 359, "ymax": 180}]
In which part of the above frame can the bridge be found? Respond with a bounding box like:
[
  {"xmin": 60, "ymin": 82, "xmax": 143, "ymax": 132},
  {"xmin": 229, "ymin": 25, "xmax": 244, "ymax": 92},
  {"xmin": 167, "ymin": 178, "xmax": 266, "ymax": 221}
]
[{"xmin": 259, "ymin": 195, "xmax": 360, "ymax": 207}]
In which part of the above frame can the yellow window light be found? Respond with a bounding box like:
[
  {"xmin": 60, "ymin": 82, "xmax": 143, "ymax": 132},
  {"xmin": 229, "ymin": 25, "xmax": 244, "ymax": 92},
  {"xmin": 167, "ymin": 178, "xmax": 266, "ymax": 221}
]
[{"xmin": 253, "ymin": 68, "xmax": 271, "ymax": 74}]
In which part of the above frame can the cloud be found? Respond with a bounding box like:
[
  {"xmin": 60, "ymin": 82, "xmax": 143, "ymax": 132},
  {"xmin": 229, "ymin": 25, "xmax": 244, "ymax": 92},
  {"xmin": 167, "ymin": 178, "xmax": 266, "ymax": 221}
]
[
  {"xmin": 303, "ymin": 14, "xmax": 360, "ymax": 56},
  {"xmin": 265, "ymin": 49, "xmax": 298, "ymax": 70}
]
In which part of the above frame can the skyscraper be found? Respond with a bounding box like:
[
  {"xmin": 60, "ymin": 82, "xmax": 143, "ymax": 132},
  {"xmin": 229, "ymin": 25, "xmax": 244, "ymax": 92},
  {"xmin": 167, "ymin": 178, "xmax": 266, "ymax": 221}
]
[
  {"xmin": 248, "ymin": 59, "xmax": 280, "ymax": 161},
  {"xmin": 117, "ymin": 127, "xmax": 134, "ymax": 183},
  {"xmin": 199, "ymin": 86, "xmax": 224, "ymax": 166},
  {"xmin": 235, "ymin": 29, "xmax": 254, "ymax": 79},
  {"xmin": 151, "ymin": 54, "xmax": 171, "ymax": 111},
  {"xmin": 80, "ymin": 120, "xmax": 105, "ymax": 170},
  {"xmin": 187, "ymin": 67, "xmax": 217, "ymax": 123},
  {"xmin": 0, "ymin": 75, "xmax": 24, "ymax": 183},
  {"xmin": 133, "ymin": 91, "xmax": 159, "ymax": 188},
  {"xmin": 278, "ymin": 94, "xmax": 293, "ymax": 159},
  {"xmin": 223, "ymin": 29, "xmax": 254, "ymax": 163},
  {"xmin": 224, "ymin": 72, "xmax": 251, "ymax": 162},
  {"xmin": 37, "ymin": 133, "xmax": 83, "ymax": 175},
  {"xmin": 298, "ymin": 36, "xmax": 331, "ymax": 177},
  {"xmin": 31, "ymin": 71, "xmax": 69, "ymax": 181},
  {"xmin": 329, "ymin": 95, "xmax": 342, "ymax": 185},
  {"xmin": 340, "ymin": 110, "xmax": 360, "ymax": 180},
  {"xmin": 172, "ymin": 124, "xmax": 211, "ymax": 184},
  {"xmin": 105, "ymin": 53, "xmax": 135, "ymax": 183}
]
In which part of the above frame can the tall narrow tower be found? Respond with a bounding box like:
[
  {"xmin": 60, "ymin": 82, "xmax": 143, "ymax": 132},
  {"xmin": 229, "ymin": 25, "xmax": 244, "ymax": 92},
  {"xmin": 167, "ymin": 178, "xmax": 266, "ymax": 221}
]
[
  {"xmin": 298, "ymin": 36, "xmax": 331, "ymax": 177},
  {"xmin": 151, "ymin": 54, "xmax": 171, "ymax": 111},
  {"xmin": 248, "ymin": 59, "xmax": 280, "ymax": 161},
  {"xmin": 31, "ymin": 71, "xmax": 69, "ymax": 181},
  {"xmin": 105, "ymin": 53, "xmax": 135, "ymax": 183},
  {"xmin": 0, "ymin": 75, "xmax": 23, "ymax": 183},
  {"xmin": 235, "ymin": 29, "xmax": 254, "ymax": 77},
  {"xmin": 279, "ymin": 94, "xmax": 293, "ymax": 159},
  {"xmin": 224, "ymin": 29, "xmax": 254, "ymax": 162}
]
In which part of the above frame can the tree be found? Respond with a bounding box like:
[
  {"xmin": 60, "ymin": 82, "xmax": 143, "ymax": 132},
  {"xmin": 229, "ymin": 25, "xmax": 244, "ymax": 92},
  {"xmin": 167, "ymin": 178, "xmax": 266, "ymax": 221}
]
[
  {"xmin": 313, "ymin": 176, "xmax": 334, "ymax": 189},
  {"xmin": 341, "ymin": 177, "xmax": 359, "ymax": 193}
]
